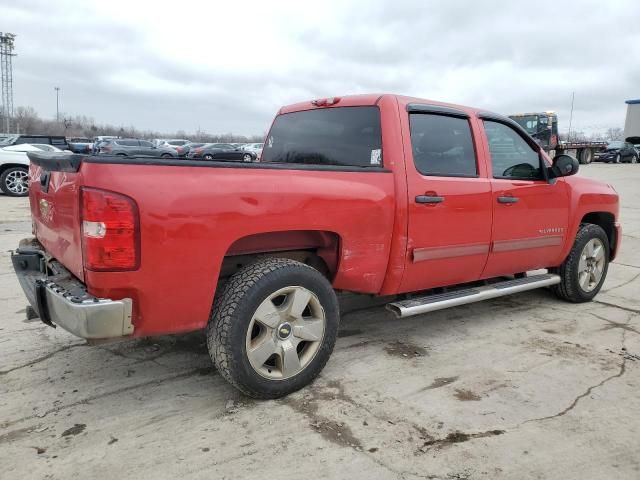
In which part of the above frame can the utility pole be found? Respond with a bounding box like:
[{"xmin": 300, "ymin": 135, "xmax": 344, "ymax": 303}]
[
  {"xmin": 567, "ymin": 91, "xmax": 575, "ymax": 142},
  {"xmin": 54, "ymin": 86, "xmax": 60, "ymax": 122},
  {"xmin": 0, "ymin": 32, "xmax": 16, "ymax": 133}
]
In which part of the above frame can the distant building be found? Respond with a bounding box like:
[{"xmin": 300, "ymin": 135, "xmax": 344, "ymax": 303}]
[{"xmin": 624, "ymin": 99, "xmax": 640, "ymax": 141}]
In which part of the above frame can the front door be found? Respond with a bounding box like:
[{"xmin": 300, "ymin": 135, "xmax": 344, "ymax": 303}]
[
  {"xmin": 481, "ymin": 119, "xmax": 569, "ymax": 278},
  {"xmin": 399, "ymin": 110, "xmax": 493, "ymax": 293}
]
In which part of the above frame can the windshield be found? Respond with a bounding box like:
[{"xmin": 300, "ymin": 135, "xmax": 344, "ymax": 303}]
[
  {"xmin": 510, "ymin": 115, "xmax": 539, "ymax": 135},
  {"xmin": 262, "ymin": 106, "xmax": 382, "ymax": 168}
]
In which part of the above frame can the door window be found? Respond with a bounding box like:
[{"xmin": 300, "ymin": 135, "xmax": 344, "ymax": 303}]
[
  {"xmin": 409, "ymin": 114, "xmax": 477, "ymax": 177},
  {"xmin": 484, "ymin": 121, "xmax": 543, "ymax": 180}
]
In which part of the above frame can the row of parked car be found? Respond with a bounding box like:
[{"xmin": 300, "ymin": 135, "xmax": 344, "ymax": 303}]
[
  {"xmin": 594, "ymin": 140, "xmax": 640, "ymax": 163},
  {"xmin": 94, "ymin": 138, "xmax": 264, "ymax": 162},
  {"xmin": 0, "ymin": 133, "xmax": 265, "ymax": 196}
]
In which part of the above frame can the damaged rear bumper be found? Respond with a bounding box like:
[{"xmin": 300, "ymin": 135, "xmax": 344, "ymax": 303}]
[{"xmin": 11, "ymin": 241, "xmax": 134, "ymax": 339}]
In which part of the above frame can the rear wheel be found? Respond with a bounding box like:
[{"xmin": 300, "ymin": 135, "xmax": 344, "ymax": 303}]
[
  {"xmin": 242, "ymin": 153, "xmax": 253, "ymax": 162},
  {"xmin": 550, "ymin": 224, "xmax": 609, "ymax": 302},
  {"xmin": 207, "ymin": 258, "xmax": 339, "ymax": 399},
  {"xmin": 579, "ymin": 149, "xmax": 593, "ymax": 164},
  {"xmin": 161, "ymin": 153, "xmax": 172, "ymax": 158},
  {"xmin": 631, "ymin": 154, "xmax": 638, "ymax": 164},
  {"xmin": 0, "ymin": 167, "xmax": 29, "ymax": 197},
  {"xmin": 614, "ymin": 153, "xmax": 621, "ymax": 164},
  {"xmin": 203, "ymin": 154, "xmax": 214, "ymax": 160}
]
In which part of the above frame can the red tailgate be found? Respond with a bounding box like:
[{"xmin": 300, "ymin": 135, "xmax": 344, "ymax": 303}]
[{"xmin": 29, "ymin": 154, "xmax": 85, "ymax": 281}]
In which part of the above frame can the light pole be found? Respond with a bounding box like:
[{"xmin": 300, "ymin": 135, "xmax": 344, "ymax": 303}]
[{"xmin": 54, "ymin": 86, "xmax": 60, "ymax": 122}]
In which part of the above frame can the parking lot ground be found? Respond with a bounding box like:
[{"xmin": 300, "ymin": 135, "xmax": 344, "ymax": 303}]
[{"xmin": 1, "ymin": 163, "xmax": 639, "ymax": 480}]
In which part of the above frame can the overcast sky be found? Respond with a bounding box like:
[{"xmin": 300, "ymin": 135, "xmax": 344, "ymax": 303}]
[{"xmin": 3, "ymin": 0, "xmax": 639, "ymax": 136}]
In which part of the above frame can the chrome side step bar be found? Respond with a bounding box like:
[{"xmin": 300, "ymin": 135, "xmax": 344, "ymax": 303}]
[{"xmin": 386, "ymin": 274, "xmax": 561, "ymax": 318}]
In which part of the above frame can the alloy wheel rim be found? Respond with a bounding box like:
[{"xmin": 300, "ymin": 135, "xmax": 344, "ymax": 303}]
[
  {"xmin": 578, "ymin": 238, "xmax": 606, "ymax": 292},
  {"xmin": 245, "ymin": 286, "xmax": 325, "ymax": 380},
  {"xmin": 6, "ymin": 170, "xmax": 29, "ymax": 195}
]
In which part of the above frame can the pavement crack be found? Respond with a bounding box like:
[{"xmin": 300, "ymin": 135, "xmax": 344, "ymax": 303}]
[
  {"xmin": 602, "ymin": 271, "xmax": 640, "ymax": 293},
  {"xmin": 592, "ymin": 300, "xmax": 640, "ymax": 315},
  {"xmin": 519, "ymin": 321, "xmax": 630, "ymax": 427},
  {"xmin": 0, "ymin": 343, "xmax": 85, "ymax": 375},
  {"xmin": 0, "ymin": 367, "xmax": 211, "ymax": 429}
]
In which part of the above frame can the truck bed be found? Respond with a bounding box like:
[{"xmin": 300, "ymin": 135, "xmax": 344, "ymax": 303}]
[{"xmin": 27, "ymin": 152, "xmax": 398, "ymax": 336}]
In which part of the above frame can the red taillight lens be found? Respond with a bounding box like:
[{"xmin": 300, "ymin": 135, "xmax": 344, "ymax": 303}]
[{"xmin": 81, "ymin": 188, "xmax": 139, "ymax": 271}]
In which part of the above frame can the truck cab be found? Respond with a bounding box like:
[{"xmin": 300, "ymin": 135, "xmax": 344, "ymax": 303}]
[{"xmin": 509, "ymin": 111, "xmax": 559, "ymax": 150}]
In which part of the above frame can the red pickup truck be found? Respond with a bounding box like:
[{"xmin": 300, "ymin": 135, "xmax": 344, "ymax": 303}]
[{"xmin": 12, "ymin": 94, "xmax": 620, "ymax": 399}]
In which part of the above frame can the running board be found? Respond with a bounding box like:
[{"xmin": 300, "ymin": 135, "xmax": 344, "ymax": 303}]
[{"xmin": 386, "ymin": 274, "xmax": 561, "ymax": 318}]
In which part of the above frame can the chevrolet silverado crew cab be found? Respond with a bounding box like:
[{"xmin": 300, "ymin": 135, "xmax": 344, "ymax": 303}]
[{"xmin": 12, "ymin": 94, "xmax": 620, "ymax": 399}]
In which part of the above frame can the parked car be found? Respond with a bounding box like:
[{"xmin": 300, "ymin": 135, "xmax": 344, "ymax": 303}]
[
  {"xmin": 175, "ymin": 142, "xmax": 206, "ymax": 157},
  {"xmin": 152, "ymin": 139, "xmax": 190, "ymax": 150},
  {"xmin": 187, "ymin": 143, "xmax": 256, "ymax": 161},
  {"xmin": 242, "ymin": 142, "xmax": 264, "ymax": 159},
  {"xmin": 0, "ymin": 134, "xmax": 69, "ymax": 150},
  {"xmin": 13, "ymin": 94, "xmax": 620, "ymax": 399},
  {"xmin": 597, "ymin": 141, "xmax": 638, "ymax": 163},
  {"xmin": 2, "ymin": 144, "xmax": 65, "ymax": 153},
  {"xmin": 67, "ymin": 137, "xmax": 94, "ymax": 154},
  {"xmin": 0, "ymin": 148, "xmax": 30, "ymax": 196},
  {"xmin": 98, "ymin": 139, "xmax": 177, "ymax": 158}
]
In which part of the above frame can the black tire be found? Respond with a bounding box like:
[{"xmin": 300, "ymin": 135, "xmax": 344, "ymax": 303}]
[
  {"xmin": 207, "ymin": 258, "xmax": 339, "ymax": 399},
  {"xmin": 242, "ymin": 153, "xmax": 253, "ymax": 162},
  {"xmin": 614, "ymin": 153, "xmax": 621, "ymax": 164},
  {"xmin": 203, "ymin": 154, "xmax": 214, "ymax": 160},
  {"xmin": 161, "ymin": 153, "xmax": 172, "ymax": 158},
  {"xmin": 0, "ymin": 166, "xmax": 29, "ymax": 197},
  {"xmin": 550, "ymin": 224, "xmax": 609, "ymax": 303},
  {"xmin": 631, "ymin": 154, "xmax": 638, "ymax": 164},
  {"xmin": 579, "ymin": 149, "xmax": 593, "ymax": 165},
  {"xmin": 116, "ymin": 153, "xmax": 127, "ymax": 157}
]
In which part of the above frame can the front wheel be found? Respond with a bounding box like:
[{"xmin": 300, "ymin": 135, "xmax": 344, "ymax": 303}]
[
  {"xmin": 207, "ymin": 258, "xmax": 339, "ymax": 399},
  {"xmin": 631, "ymin": 154, "xmax": 638, "ymax": 164},
  {"xmin": 614, "ymin": 153, "xmax": 621, "ymax": 164},
  {"xmin": 203, "ymin": 154, "xmax": 214, "ymax": 160},
  {"xmin": 0, "ymin": 167, "xmax": 29, "ymax": 197},
  {"xmin": 550, "ymin": 224, "xmax": 609, "ymax": 302},
  {"xmin": 242, "ymin": 153, "xmax": 253, "ymax": 162}
]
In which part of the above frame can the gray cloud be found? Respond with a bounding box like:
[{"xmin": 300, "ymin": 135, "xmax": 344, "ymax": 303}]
[{"xmin": 3, "ymin": 0, "xmax": 639, "ymax": 135}]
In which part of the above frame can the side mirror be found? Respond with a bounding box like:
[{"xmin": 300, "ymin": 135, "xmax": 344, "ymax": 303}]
[{"xmin": 550, "ymin": 154, "xmax": 579, "ymax": 178}]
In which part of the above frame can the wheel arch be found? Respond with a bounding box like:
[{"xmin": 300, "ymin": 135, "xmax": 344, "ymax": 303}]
[
  {"xmin": 220, "ymin": 230, "xmax": 342, "ymax": 282},
  {"xmin": 0, "ymin": 163, "xmax": 29, "ymax": 175},
  {"xmin": 580, "ymin": 211, "xmax": 616, "ymax": 259}
]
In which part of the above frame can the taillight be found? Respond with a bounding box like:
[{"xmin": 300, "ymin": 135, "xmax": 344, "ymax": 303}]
[{"xmin": 81, "ymin": 187, "xmax": 140, "ymax": 271}]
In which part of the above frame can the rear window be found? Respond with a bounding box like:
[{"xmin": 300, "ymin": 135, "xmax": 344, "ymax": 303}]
[{"xmin": 262, "ymin": 106, "xmax": 382, "ymax": 168}]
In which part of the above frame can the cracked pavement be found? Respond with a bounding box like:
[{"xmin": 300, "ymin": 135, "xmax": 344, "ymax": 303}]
[{"xmin": 1, "ymin": 163, "xmax": 639, "ymax": 479}]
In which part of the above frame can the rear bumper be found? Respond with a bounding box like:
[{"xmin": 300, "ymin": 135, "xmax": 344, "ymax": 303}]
[{"xmin": 11, "ymin": 242, "xmax": 134, "ymax": 339}]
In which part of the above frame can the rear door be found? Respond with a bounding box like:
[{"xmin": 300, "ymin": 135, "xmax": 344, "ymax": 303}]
[
  {"xmin": 481, "ymin": 118, "xmax": 569, "ymax": 278},
  {"xmin": 138, "ymin": 140, "xmax": 155, "ymax": 156},
  {"xmin": 399, "ymin": 106, "xmax": 493, "ymax": 293}
]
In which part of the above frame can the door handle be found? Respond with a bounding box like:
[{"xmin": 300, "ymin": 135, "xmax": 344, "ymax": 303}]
[
  {"xmin": 497, "ymin": 196, "xmax": 519, "ymax": 204},
  {"xmin": 415, "ymin": 195, "xmax": 444, "ymax": 204}
]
